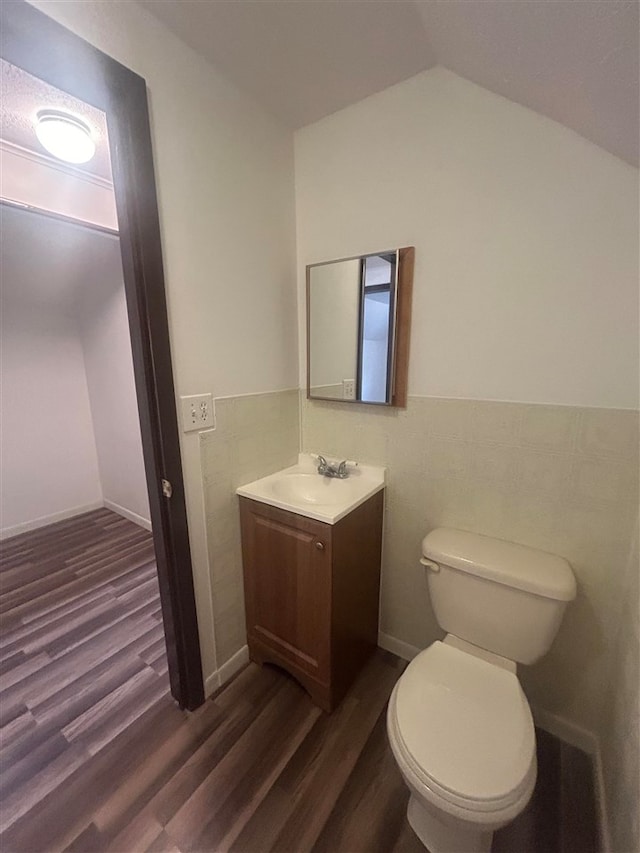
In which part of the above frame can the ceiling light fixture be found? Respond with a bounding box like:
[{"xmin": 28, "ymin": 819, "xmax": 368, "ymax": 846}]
[{"xmin": 35, "ymin": 110, "xmax": 96, "ymax": 164}]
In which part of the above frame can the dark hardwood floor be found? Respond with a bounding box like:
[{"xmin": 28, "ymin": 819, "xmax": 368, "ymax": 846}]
[{"xmin": 0, "ymin": 510, "xmax": 599, "ymax": 853}]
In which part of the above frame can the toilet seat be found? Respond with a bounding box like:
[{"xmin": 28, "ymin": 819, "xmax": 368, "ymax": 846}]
[{"xmin": 389, "ymin": 641, "xmax": 536, "ymax": 817}]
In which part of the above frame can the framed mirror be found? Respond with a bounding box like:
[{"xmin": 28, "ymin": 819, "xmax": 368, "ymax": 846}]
[{"xmin": 306, "ymin": 247, "xmax": 414, "ymax": 407}]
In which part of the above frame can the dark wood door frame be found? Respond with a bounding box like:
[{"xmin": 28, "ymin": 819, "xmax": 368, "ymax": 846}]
[{"xmin": 1, "ymin": 0, "xmax": 205, "ymax": 709}]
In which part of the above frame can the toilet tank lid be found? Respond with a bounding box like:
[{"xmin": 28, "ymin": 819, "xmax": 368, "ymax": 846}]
[{"xmin": 422, "ymin": 528, "xmax": 576, "ymax": 601}]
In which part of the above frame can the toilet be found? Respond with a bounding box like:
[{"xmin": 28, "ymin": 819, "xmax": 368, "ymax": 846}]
[{"xmin": 387, "ymin": 527, "xmax": 576, "ymax": 853}]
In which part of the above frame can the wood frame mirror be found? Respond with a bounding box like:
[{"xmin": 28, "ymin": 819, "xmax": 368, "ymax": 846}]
[{"xmin": 306, "ymin": 246, "xmax": 414, "ymax": 407}]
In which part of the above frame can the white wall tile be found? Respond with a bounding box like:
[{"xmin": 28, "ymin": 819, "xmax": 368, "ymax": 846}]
[
  {"xmin": 571, "ymin": 456, "xmax": 639, "ymax": 505},
  {"xmin": 577, "ymin": 408, "xmax": 640, "ymax": 459},
  {"xmin": 468, "ymin": 443, "xmax": 520, "ymax": 485},
  {"xmin": 424, "ymin": 438, "xmax": 472, "ymax": 480},
  {"xmin": 516, "ymin": 449, "xmax": 573, "ymax": 496},
  {"xmin": 599, "ymin": 515, "xmax": 639, "ymax": 853},
  {"xmin": 471, "ymin": 401, "xmax": 523, "ymax": 445},
  {"xmin": 520, "ymin": 405, "xmax": 580, "ymax": 452},
  {"xmin": 423, "ymin": 398, "xmax": 475, "ymax": 440}
]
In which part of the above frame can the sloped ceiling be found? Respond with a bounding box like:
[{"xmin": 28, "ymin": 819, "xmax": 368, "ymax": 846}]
[
  {"xmin": 416, "ymin": 1, "xmax": 639, "ymax": 168},
  {"xmin": 139, "ymin": 0, "xmax": 639, "ymax": 166}
]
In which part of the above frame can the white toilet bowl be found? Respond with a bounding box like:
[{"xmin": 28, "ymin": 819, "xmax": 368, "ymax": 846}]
[
  {"xmin": 387, "ymin": 639, "xmax": 537, "ymax": 853},
  {"xmin": 386, "ymin": 528, "xmax": 575, "ymax": 852}
]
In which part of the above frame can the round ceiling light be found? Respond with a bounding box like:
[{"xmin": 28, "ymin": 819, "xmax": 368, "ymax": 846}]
[{"xmin": 35, "ymin": 110, "xmax": 96, "ymax": 165}]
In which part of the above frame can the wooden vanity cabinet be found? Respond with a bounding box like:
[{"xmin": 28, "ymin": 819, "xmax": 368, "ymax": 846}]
[{"xmin": 239, "ymin": 490, "xmax": 384, "ymax": 712}]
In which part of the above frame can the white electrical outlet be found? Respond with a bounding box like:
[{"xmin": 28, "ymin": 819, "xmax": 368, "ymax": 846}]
[
  {"xmin": 180, "ymin": 393, "xmax": 214, "ymax": 432},
  {"xmin": 343, "ymin": 379, "xmax": 356, "ymax": 400}
]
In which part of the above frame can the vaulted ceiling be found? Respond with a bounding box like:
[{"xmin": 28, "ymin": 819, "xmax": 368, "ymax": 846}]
[{"xmin": 139, "ymin": 0, "xmax": 639, "ymax": 166}]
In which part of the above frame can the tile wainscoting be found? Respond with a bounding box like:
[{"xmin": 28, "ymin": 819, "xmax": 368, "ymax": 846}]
[
  {"xmin": 301, "ymin": 394, "xmax": 639, "ymax": 738},
  {"xmin": 200, "ymin": 390, "xmax": 299, "ymax": 666},
  {"xmin": 599, "ymin": 516, "xmax": 639, "ymax": 853}
]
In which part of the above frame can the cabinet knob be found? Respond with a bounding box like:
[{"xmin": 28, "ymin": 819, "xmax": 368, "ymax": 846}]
[{"xmin": 315, "ymin": 541, "xmax": 325, "ymax": 551}]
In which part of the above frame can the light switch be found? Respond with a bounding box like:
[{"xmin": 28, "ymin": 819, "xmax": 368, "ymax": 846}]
[{"xmin": 180, "ymin": 393, "xmax": 214, "ymax": 432}]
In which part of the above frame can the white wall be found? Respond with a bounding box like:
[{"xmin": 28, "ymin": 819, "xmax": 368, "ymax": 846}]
[
  {"xmin": 29, "ymin": 0, "xmax": 299, "ymax": 686},
  {"xmin": 295, "ymin": 68, "xmax": 639, "ymax": 409},
  {"xmin": 0, "ymin": 207, "xmax": 103, "ymax": 537},
  {"xmin": 78, "ymin": 233, "xmax": 150, "ymax": 528}
]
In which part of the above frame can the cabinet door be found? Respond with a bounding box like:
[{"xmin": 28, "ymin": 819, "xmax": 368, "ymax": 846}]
[{"xmin": 240, "ymin": 500, "xmax": 331, "ymax": 682}]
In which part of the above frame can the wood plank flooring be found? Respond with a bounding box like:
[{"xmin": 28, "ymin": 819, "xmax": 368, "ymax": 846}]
[
  {"xmin": 0, "ymin": 509, "xmax": 168, "ymax": 846},
  {"xmin": 1, "ymin": 510, "xmax": 599, "ymax": 852}
]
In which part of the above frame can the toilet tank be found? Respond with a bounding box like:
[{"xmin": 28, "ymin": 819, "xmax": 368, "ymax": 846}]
[{"xmin": 422, "ymin": 528, "xmax": 576, "ymax": 665}]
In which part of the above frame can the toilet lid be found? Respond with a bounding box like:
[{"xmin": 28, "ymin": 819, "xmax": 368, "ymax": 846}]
[{"xmin": 394, "ymin": 642, "xmax": 535, "ymax": 808}]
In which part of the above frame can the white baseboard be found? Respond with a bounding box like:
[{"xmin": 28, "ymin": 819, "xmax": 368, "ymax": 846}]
[
  {"xmin": 531, "ymin": 705, "xmax": 598, "ymax": 755},
  {"xmin": 203, "ymin": 645, "xmax": 250, "ymax": 698},
  {"xmin": 219, "ymin": 645, "xmax": 249, "ymax": 685},
  {"xmin": 103, "ymin": 499, "xmax": 152, "ymax": 531},
  {"xmin": 378, "ymin": 631, "xmax": 422, "ymax": 661},
  {"xmin": 0, "ymin": 500, "xmax": 104, "ymax": 540},
  {"xmin": 204, "ymin": 670, "xmax": 221, "ymax": 697}
]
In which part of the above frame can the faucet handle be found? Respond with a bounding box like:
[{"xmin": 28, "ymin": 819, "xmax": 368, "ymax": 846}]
[{"xmin": 316, "ymin": 454, "xmax": 327, "ymax": 467}]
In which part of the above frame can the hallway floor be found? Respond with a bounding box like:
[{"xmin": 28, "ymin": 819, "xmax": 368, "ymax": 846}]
[
  {"xmin": 0, "ymin": 509, "xmax": 168, "ymax": 845},
  {"xmin": 1, "ymin": 511, "xmax": 599, "ymax": 852}
]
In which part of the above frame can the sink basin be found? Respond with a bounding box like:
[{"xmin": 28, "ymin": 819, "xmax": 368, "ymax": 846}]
[
  {"xmin": 236, "ymin": 454, "xmax": 386, "ymax": 524},
  {"xmin": 270, "ymin": 473, "xmax": 359, "ymax": 507}
]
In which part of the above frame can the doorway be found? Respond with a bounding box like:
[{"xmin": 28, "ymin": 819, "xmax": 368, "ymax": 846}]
[{"xmin": 1, "ymin": 1, "xmax": 203, "ymax": 711}]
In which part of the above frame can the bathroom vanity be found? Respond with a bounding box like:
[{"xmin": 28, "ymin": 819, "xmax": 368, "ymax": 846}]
[{"xmin": 237, "ymin": 456, "xmax": 385, "ymax": 711}]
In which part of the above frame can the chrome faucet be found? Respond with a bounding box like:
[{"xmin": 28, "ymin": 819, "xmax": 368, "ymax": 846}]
[{"xmin": 316, "ymin": 455, "xmax": 349, "ymax": 479}]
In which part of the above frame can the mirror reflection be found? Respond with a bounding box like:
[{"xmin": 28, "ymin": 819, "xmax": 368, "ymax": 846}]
[{"xmin": 307, "ymin": 251, "xmax": 398, "ymax": 405}]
